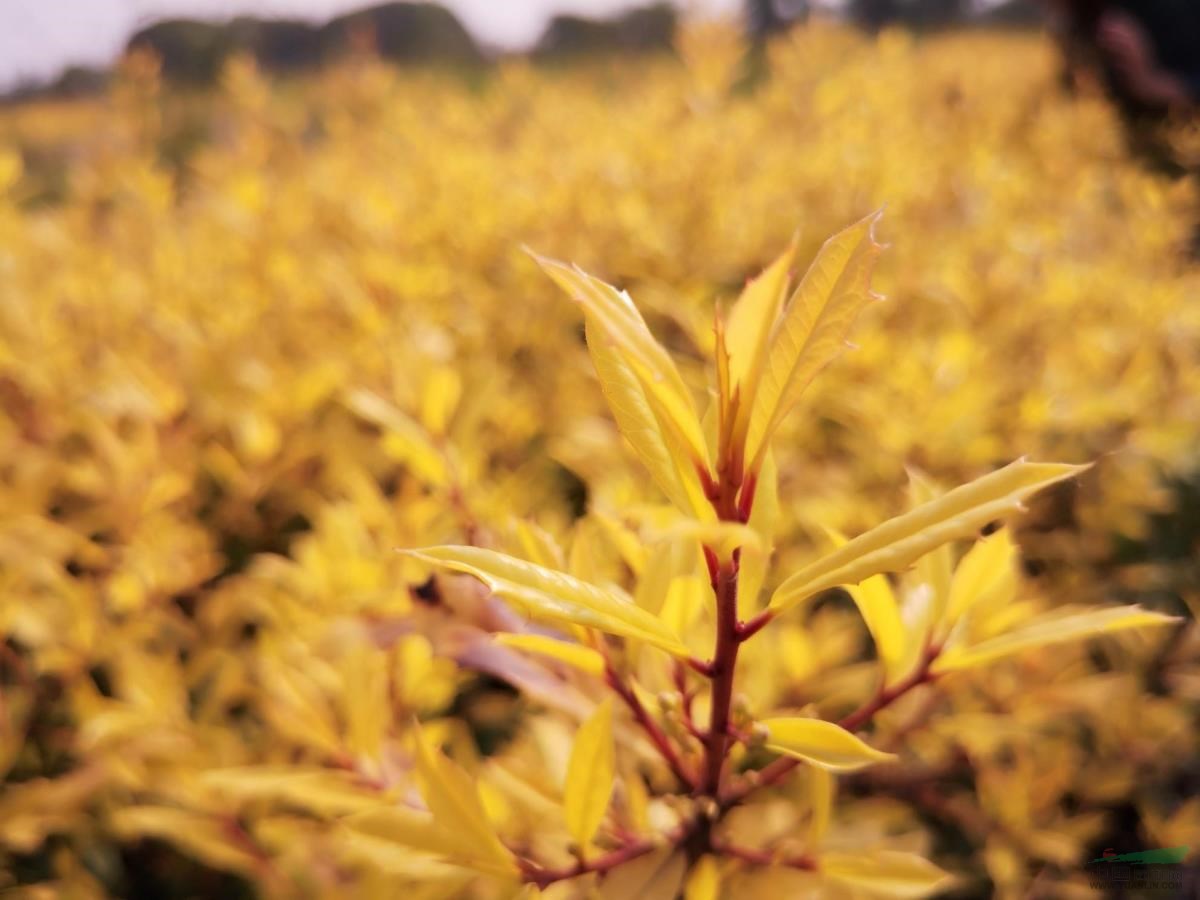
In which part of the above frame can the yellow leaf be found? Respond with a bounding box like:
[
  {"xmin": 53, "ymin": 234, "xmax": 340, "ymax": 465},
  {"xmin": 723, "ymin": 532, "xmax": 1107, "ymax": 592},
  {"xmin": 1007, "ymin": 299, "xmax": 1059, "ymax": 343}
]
[
  {"xmin": 654, "ymin": 519, "xmax": 764, "ymax": 558},
  {"xmin": 942, "ymin": 528, "xmax": 1017, "ymax": 633},
  {"xmin": 726, "ymin": 240, "xmax": 797, "ymax": 396},
  {"xmin": 933, "ymin": 605, "xmax": 1179, "ymax": 674},
  {"xmin": 344, "ymin": 388, "xmax": 447, "ymax": 485},
  {"xmin": 761, "ymin": 717, "xmax": 897, "ymax": 772},
  {"xmin": 199, "ymin": 766, "xmax": 381, "ymax": 817},
  {"xmin": 338, "ymin": 806, "xmax": 516, "ymax": 878},
  {"xmin": 511, "ymin": 518, "xmax": 566, "ymax": 571},
  {"xmin": 342, "ymin": 806, "xmax": 469, "ymax": 861},
  {"xmin": 111, "ymin": 807, "xmax": 260, "ymax": 878},
  {"xmin": 563, "ymin": 698, "xmax": 616, "ymax": 849},
  {"xmin": 742, "ymin": 213, "xmax": 884, "ymax": 472},
  {"xmin": 770, "ymin": 461, "xmax": 1087, "ymax": 614},
  {"xmin": 533, "ymin": 253, "xmax": 712, "ymax": 481},
  {"xmin": 0, "ymin": 149, "xmax": 22, "ymax": 192},
  {"xmin": 737, "ymin": 449, "xmax": 779, "ymax": 616},
  {"xmin": 807, "ymin": 765, "xmax": 835, "ymax": 846},
  {"xmin": 411, "ymin": 722, "xmax": 516, "ymax": 874},
  {"xmin": 658, "ymin": 574, "xmax": 709, "ymax": 637},
  {"xmin": 908, "ymin": 471, "xmax": 953, "ymax": 628},
  {"xmin": 599, "ymin": 848, "xmax": 687, "ymax": 900},
  {"xmin": 684, "ymin": 854, "xmax": 722, "ymax": 900},
  {"xmin": 846, "ymin": 573, "xmax": 906, "ymax": 680},
  {"xmin": 594, "ymin": 511, "xmax": 649, "ymax": 574},
  {"xmin": 405, "ymin": 545, "xmax": 689, "ymax": 656},
  {"xmin": 820, "ymin": 850, "xmax": 953, "ymax": 898},
  {"xmin": 586, "ymin": 318, "xmax": 711, "ymax": 517},
  {"xmin": 420, "ymin": 367, "xmax": 462, "ymax": 435},
  {"xmin": 493, "ymin": 633, "xmax": 606, "ymax": 676}
]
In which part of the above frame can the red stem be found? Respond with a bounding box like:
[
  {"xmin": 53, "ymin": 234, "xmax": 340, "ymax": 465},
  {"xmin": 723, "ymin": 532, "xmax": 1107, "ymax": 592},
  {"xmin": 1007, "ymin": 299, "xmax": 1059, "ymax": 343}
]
[
  {"xmin": 605, "ymin": 664, "xmax": 696, "ymax": 790},
  {"xmin": 700, "ymin": 560, "xmax": 740, "ymax": 795},
  {"xmin": 720, "ymin": 647, "xmax": 941, "ymax": 809},
  {"xmin": 714, "ymin": 840, "xmax": 816, "ymax": 871},
  {"xmin": 520, "ymin": 834, "xmax": 660, "ymax": 889}
]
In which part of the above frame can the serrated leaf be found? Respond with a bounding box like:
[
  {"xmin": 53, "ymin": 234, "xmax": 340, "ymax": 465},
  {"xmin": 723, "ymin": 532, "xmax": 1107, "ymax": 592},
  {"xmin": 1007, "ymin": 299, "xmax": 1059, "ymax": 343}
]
[
  {"xmin": 587, "ymin": 318, "xmax": 710, "ymax": 517},
  {"xmin": 742, "ymin": 212, "xmax": 884, "ymax": 472},
  {"xmin": 908, "ymin": 471, "xmax": 953, "ymax": 628},
  {"xmin": 533, "ymin": 253, "xmax": 711, "ymax": 483},
  {"xmin": 405, "ymin": 546, "xmax": 689, "ymax": 656},
  {"xmin": 770, "ymin": 461, "xmax": 1087, "ymax": 614},
  {"xmin": 494, "ymin": 633, "xmax": 605, "ymax": 676},
  {"xmin": 761, "ymin": 717, "xmax": 897, "ymax": 772},
  {"xmin": 411, "ymin": 722, "xmax": 516, "ymax": 874},
  {"xmin": 932, "ymin": 605, "xmax": 1180, "ymax": 673},
  {"xmin": 820, "ymin": 850, "xmax": 953, "ymax": 898},
  {"xmin": 564, "ymin": 698, "xmax": 615, "ymax": 849}
]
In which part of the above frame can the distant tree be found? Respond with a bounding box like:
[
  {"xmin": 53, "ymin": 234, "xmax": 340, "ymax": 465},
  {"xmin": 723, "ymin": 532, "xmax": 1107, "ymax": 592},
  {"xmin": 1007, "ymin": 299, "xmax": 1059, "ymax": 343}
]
[
  {"xmin": 533, "ymin": 3, "xmax": 677, "ymax": 60},
  {"xmin": 744, "ymin": 0, "xmax": 809, "ymax": 41}
]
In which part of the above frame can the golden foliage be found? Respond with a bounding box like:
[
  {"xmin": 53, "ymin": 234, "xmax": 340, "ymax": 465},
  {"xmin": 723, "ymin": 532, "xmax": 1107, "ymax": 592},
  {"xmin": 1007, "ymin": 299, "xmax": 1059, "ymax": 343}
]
[{"xmin": 0, "ymin": 19, "xmax": 1197, "ymax": 900}]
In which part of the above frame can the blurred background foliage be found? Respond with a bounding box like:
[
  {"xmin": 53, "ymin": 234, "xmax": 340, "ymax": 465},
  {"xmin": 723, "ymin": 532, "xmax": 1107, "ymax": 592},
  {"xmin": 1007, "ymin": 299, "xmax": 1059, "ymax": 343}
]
[{"xmin": 0, "ymin": 7, "xmax": 1199, "ymax": 898}]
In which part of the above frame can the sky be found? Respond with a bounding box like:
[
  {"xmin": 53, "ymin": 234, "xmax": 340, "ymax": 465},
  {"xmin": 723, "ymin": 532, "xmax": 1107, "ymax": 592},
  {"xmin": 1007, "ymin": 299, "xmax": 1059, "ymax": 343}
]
[{"xmin": 0, "ymin": 0, "xmax": 744, "ymax": 90}]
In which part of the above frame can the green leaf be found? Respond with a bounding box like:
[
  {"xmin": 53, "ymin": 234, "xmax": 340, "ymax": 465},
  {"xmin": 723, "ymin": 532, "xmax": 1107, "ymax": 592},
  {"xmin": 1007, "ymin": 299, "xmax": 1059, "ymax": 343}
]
[
  {"xmin": 405, "ymin": 546, "xmax": 689, "ymax": 656},
  {"xmin": 933, "ymin": 605, "xmax": 1179, "ymax": 673},
  {"xmin": 770, "ymin": 460, "xmax": 1087, "ymax": 614},
  {"xmin": 563, "ymin": 698, "xmax": 616, "ymax": 848},
  {"xmin": 760, "ymin": 717, "xmax": 897, "ymax": 772}
]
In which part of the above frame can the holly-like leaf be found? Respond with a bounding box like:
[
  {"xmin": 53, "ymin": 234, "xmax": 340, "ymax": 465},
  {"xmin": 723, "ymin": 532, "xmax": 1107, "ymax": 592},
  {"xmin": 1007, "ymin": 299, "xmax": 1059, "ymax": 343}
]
[
  {"xmin": 405, "ymin": 546, "xmax": 689, "ymax": 655},
  {"xmin": 933, "ymin": 605, "xmax": 1179, "ymax": 673},
  {"xmin": 760, "ymin": 717, "xmax": 897, "ymax": 772},
  {"xmin": 742, "ymin": 212, "xmax": 884, "ymax": 473},
  {"xmin": 532, "ymin": 253, "xmax": 712, "ymax": 498},
  {"xmin": 770, "ymin": 460, "xmax": 1087, "ymax": 614},
  {"xmin": 586, "ymin": 319, "xmax": 711, "ymax": 518},
  {"xmin": 563, "ymin": 698, "xmax": 616, "ymax": 849}
]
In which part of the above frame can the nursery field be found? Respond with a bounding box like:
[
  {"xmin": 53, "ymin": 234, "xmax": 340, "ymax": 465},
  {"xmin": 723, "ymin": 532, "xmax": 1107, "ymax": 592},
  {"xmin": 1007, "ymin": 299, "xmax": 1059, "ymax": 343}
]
[{"xmin": 1, "ymin": 22, "xmax": 1199, "ymax": 899}]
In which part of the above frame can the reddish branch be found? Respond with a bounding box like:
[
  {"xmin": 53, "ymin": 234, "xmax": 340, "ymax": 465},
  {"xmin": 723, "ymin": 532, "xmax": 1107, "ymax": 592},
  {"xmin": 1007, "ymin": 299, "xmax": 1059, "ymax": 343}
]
[
  {"xmin": 519, "ymin": 452, "xmax": 943, "ymax": 888},
  {"xmin": 700, "ymin": 558, "xmax": 741, "ymax": 794},
  {"xmin": 713, "ymin": 840, "xmax": 817, "ymax": 871},
  {"xmin": 519, "ymin": 833, "xmax": 665, "ymax": 889},
  {"xmin": 721, "ymin": 645, "xmax": 942, "ymax": 809},
  {"xmin": 605, "ymin": 662, "xmax": 696, "ymax": 790}
]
